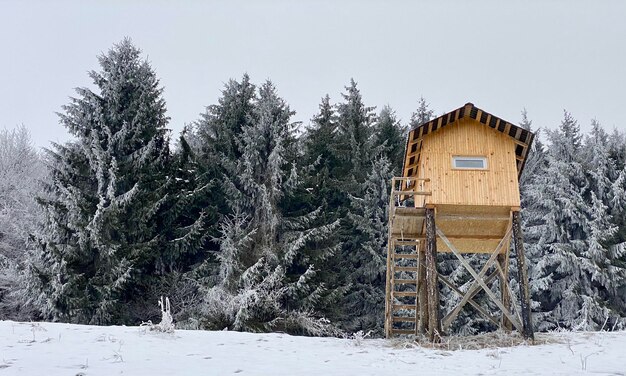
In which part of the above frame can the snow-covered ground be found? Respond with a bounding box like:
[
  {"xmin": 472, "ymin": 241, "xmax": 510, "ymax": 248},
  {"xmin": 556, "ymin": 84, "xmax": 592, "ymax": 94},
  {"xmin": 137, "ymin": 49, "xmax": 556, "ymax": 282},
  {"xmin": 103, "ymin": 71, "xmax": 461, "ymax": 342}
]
[{"xmin": 0, "ymin": 321, "xmax": 625, "ymax": 375}]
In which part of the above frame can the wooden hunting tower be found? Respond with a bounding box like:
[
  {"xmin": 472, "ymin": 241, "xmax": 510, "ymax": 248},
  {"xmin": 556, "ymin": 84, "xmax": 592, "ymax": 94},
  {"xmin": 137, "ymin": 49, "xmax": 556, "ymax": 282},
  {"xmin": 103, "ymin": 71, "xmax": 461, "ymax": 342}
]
[{"xmin": 385, "ymin": 102, "xmax": 535, "ymax": 340}]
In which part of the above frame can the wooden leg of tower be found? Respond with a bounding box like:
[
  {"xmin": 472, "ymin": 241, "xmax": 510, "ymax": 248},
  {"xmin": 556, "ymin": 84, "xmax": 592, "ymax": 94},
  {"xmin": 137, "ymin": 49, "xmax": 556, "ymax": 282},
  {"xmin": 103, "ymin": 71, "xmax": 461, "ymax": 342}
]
[
  {"xmin": 497, "ymin": 253, "xmax": 512, "ymax": 331},
  {"xmin": 385, "ymin": 237, "xmax": 393, "ymax": 338},
  {"xmin": 512, "ymin": 211, "xmax": 534, "ymax": 341},
  {"xmin": 425, "ymin": 208, "xmax": 441, "ymax": 342},
  {"xmin": 417, "ymin": 241, "xmax": 428, "ymax": 335}
]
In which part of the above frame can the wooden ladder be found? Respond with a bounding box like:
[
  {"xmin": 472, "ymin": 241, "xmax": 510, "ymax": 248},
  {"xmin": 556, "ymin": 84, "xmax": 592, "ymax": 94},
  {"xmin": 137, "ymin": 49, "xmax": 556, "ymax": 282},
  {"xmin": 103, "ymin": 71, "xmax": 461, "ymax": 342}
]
[
  {"xmin": 385, "ymin": 177, "xmax": 431, "ymax": 338},
  {"xmin": 386, "ymin": 239, "xmax": 421, "ymax": 337}
]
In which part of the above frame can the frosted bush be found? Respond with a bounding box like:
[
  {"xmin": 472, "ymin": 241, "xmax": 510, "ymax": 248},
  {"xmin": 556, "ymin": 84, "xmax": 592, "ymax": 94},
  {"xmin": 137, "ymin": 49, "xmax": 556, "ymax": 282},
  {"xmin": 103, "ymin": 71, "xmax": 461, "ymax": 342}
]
[{"xmin": 141, "ymin": 296, "xmax": 175, "ymax": 333}]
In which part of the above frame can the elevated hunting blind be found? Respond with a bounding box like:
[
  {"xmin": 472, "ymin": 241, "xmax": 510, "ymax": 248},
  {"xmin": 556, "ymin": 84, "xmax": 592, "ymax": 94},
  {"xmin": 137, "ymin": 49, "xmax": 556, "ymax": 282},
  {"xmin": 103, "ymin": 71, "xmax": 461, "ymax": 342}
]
[{"xmin": 385, "ymin": 102, "xmax": 535, "ymax": 341}]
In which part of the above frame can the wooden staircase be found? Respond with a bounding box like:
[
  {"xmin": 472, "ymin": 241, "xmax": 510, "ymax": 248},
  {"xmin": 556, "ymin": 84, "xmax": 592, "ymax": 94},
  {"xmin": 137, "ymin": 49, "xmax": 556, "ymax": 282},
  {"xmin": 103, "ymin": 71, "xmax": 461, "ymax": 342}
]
[
  {"xmin": 385, "ymin": 177, "xmax": 430, "ymax": 338},
  {"xmin": 387, "ymin": 239, "xmax": 420, "ymax": 337}
]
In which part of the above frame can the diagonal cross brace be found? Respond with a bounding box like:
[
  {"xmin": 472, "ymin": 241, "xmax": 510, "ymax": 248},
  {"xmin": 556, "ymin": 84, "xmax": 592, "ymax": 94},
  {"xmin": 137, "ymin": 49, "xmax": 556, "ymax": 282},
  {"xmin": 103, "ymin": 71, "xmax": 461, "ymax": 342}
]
[
  {"xmin": 494, "ymin": 258, "xmax": 523, "ymax": 328},
  {"xmin": 441, "ymin": 227, "xmax": 512, "ymax": 329},
  {"xmin": 440, "ymin": 273, "xmax": 500, "ymax": 328},
  {"xmin": 436, "ymin": 227, "xmax": 523, "ymax": 332}
]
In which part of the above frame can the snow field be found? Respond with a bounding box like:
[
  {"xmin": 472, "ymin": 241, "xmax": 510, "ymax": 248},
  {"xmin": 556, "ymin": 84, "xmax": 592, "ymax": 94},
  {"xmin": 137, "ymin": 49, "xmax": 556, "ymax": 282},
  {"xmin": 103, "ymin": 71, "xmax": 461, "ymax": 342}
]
[{"xmin": 0, "ymin": 321, "xmax": 625, "ymax": 375}]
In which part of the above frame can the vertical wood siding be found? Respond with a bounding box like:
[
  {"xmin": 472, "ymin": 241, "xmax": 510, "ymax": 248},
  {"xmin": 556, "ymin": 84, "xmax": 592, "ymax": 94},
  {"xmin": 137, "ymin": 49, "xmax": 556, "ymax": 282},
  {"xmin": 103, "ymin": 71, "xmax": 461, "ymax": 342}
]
[{"xmin": 419, "ymin": 118, "xmax": 520, "ymax": 207}]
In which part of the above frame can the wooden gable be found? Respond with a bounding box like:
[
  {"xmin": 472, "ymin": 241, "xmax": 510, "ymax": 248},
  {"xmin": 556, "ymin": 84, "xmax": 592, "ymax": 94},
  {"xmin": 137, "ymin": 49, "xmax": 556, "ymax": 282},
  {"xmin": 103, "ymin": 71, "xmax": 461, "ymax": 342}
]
[{"xmin": 402, "ymin": 103, "xmax": 535, "ymax": 180}]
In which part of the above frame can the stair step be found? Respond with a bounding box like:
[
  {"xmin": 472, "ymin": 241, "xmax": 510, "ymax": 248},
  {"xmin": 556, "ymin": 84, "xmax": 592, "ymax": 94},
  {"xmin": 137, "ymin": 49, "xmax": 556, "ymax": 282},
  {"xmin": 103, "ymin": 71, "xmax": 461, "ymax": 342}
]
[
  {"xmin": 394, "ymin": 266, "xmax": 418, "ymax": 272},
  {"xmin": 391, "ymin": 329, "xmax": 416, "ymax": 335},
  {"xmin": 393, "ymin": 240, "xmax": 421, "ymax": 246},
  {"xmin": 392, "ymin": 316, "xmax": 417, "ymax": 322},
  {"xmin": 393, "ymin": 279, "xmax": 417, "ymax": 284},
  {"xmin": 392, "ymin": 291, "xmax": 417, "ymax": 297},
  {"xmin": 392, "ymin": 304, "xmax": 417, "ymax": 310},
  {"xmin": 394, "ymin": 253, "xmax": 419, "ymax": 259}
]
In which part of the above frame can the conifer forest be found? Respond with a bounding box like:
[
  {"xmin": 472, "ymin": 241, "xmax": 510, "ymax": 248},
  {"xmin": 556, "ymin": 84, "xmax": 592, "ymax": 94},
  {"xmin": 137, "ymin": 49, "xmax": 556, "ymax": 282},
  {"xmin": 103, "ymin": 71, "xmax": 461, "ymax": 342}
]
[{"xmin": 2, "ymin": 39, "xmax": 626, "ymax": 337}]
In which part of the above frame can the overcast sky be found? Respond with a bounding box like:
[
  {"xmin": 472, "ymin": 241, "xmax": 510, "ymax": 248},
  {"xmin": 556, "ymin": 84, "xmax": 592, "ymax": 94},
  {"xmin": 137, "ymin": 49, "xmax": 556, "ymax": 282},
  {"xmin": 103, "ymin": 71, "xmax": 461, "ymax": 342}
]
[{"xmin": 1, "ymin": 0, "xmax": 625, "ymax": 148}]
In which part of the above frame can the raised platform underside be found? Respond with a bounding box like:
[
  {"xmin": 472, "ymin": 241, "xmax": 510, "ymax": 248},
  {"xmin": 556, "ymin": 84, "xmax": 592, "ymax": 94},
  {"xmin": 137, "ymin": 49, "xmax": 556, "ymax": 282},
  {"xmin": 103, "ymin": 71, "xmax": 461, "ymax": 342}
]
[{"xmin": 389, "ymin": 204, "xmax": 512, "ymax": 253}]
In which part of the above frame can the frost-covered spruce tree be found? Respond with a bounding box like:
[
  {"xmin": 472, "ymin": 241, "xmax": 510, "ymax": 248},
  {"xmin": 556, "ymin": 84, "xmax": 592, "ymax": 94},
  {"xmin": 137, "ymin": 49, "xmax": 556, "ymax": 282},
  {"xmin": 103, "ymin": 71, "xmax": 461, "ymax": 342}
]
[
  {"xmin": 525, "ymin": 112, "xmax": 624, "ymax": 330},
  {"xmin": 301, "ymin": 95, "xmax": 343, "ymax": 211},
  {"xmin": 372, "ymin": 106, "xmax": 406, "ymax": 175},
  {"xmin": 200, "ymin": 81, "xmax": 340, "ymax": 335},
  {"xmin": 519, "ymin": 109, "xmax": 546, "ymax": 187},
  {"xmin": 514, "ymin": 110, "xmax": 548, "ymax": 322},
  {"xmin": 150, "ymin": 132, "xmax": 215, "ymax": 323},
  {"xmin": 34, "ymin": 39, "xmax": 196, "ymax": 324},
  {"xmin": 342, "ymin": 157, "xmax": 393, "ymax": 333},
  {"xmin": 584, "ymin": 120, "xmax": 617, "ymax": 203},
  {"xmin": 189, "ymin": 75, "xmax": 258, "ymax": 239},
  {"xmin": 334, "ymin": 79, "xmax": 376, "ymax": 192},
  {"xmin": 33, "ymin": 142, "xmax": 95, "ymax": 321},
  {"xmin": 0, "ymin": 126, "xmax": 46, "ymax": 319},
  {"xmin": 581, "ymin": 122, "xmax": 626, "ymax": 326},
  {"xmin": 409, "ymin": 97, "xmax": 434, "ymax": 129}
]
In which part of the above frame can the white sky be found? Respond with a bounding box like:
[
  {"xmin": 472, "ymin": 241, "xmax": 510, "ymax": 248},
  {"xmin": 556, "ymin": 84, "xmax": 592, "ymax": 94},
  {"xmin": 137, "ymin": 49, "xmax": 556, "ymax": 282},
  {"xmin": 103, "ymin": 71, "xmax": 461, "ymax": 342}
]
[{"xmin": 1, "ymin": 0, "xmax": 625, "ymax": 148}]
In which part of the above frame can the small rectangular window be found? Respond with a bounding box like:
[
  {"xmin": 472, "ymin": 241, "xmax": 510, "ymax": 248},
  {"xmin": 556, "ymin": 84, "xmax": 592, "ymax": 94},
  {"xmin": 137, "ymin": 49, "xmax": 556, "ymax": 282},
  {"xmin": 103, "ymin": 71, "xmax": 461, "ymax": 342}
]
[{"xmin": 452, "ymin": 156, "xmax": 487, "ymax": 170}]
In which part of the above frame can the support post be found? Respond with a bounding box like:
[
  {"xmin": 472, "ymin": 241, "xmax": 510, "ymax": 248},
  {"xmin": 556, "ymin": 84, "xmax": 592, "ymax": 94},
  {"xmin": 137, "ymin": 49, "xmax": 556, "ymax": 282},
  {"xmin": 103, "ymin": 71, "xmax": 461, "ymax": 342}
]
[
  {"xmin": 425, "ymin": 208, "xmax": 441, "ymax": 341},
  {"xmin": 497, "ymin": 253, "xmax": 512, "ymax": 331},
  {"xmin": 512, "ymin": 211, "xmax": 534, "ymax": 340},
  {"xmin": 417, "ymin": 241, "xmax": 428, "ymax": 334},
  {"xmin": 384, "ymin": 238, "xmax": 393, "ymax": 338}
]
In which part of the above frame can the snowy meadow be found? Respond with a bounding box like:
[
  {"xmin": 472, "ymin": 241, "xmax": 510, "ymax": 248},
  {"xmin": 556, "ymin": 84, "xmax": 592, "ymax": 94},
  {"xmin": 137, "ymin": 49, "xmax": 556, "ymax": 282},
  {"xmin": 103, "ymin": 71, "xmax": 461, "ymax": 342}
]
[{"xmin": 1, "ymin": 321, "xmax": 625, "ymax": 375}]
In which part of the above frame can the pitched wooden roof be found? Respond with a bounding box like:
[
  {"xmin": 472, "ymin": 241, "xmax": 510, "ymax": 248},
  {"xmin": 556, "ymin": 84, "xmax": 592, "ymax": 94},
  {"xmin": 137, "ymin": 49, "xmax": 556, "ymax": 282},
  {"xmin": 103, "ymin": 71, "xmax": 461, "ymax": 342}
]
[{"xmin": 403, "ymin": 102, "xmax": 535, "ymax": 179}]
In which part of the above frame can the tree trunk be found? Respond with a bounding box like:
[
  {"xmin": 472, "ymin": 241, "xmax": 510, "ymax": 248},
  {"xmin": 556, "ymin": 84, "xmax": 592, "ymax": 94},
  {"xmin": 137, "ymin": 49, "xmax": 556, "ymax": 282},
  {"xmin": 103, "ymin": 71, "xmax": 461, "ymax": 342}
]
[{"xmin": 512, "ymin": 211, "xmax": 534, "ymax": 340}]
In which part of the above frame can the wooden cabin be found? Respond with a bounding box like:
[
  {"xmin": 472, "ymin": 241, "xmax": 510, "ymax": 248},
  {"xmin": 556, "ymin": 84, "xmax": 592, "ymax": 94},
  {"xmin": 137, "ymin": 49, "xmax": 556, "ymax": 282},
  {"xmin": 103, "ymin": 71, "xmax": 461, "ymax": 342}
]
[{"xmin": 385, "ymin": 103, "xmax": 535, "ymax": 341}]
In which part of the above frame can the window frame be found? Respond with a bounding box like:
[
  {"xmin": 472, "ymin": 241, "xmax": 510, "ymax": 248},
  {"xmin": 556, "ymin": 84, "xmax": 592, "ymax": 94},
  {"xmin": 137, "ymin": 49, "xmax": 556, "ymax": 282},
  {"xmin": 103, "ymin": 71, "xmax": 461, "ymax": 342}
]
[{"xmin": 451, "ymin": 155, "xmax": 489, "ymax": 170}]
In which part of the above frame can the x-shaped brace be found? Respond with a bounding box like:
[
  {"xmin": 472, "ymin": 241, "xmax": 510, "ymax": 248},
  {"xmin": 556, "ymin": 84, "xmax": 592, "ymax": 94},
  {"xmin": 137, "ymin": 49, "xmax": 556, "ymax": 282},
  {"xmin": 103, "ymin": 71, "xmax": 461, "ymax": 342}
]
[{"xmin": 437, "ymin": 226, "xmax": 522, "ymax": 332}]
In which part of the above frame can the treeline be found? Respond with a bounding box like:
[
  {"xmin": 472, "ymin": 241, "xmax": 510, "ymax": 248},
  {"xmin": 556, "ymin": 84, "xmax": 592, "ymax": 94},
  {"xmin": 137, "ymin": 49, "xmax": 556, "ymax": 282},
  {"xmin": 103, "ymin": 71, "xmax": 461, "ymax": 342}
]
[{"xmin": 0, "ymin": 39, "xmax": 625, "ymax": 335}]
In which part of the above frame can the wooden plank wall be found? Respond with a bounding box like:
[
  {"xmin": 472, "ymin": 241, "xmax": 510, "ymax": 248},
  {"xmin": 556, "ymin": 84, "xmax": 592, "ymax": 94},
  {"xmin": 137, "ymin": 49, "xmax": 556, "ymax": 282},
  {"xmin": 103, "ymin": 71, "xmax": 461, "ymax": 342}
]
[{"xmin": 419, "ymin": 118, "xmax": 520, "ymax": 207}]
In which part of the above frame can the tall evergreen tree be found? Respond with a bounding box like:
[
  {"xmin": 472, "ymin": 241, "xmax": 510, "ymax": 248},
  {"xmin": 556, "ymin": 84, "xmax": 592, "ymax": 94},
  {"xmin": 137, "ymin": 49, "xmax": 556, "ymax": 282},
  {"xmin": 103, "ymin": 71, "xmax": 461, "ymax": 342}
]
[
  {"xmin": 409, "ymin": 97, "xmax": 434, "ymax": 129},
  {"xmin": 372, "ymin": 106, "xmax": 406, "ymax": 174},
  {"xmin": 524, "ymin": 112, "xmax": 626, "ymax": 330},
  {"xmin": 334, "ymin": 79, "xmax": 376, "ymax": 190},
  {"xmin": 33, "ymin": 39, "xmax": 203, "ymax": 324},
  {"xmin": 199, "ymin": 81, "xmax": 340, "ymax": 335},
  {"xmin": 0, "ymin": 126, "xmax": 46, "ymax": 319},
  {"xmin": 342, "ymin": 157, "xmax": 393, "ymax": 333},
  {"xmin": 301, "ymin": 95, "xmax": 342, "ymax": 210}
]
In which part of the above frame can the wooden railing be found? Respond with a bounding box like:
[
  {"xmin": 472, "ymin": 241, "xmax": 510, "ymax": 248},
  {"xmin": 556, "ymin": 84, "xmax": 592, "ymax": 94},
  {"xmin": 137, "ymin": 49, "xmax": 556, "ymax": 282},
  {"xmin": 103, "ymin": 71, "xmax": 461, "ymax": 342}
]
[{"xmin": 389, "ymin": 177, "xmax": 431, "ymax": 209}]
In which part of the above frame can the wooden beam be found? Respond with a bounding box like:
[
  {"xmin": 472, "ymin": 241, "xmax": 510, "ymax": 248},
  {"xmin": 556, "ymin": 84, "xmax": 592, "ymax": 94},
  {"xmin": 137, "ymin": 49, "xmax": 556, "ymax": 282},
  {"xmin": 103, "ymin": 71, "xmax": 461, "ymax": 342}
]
[
  {"xmin": 504, "ymin": 123, "xmax": 512, "ymax": 137},
  {"xmin": 392, "ymin": 317, "xmax": 417, "ymax": 322},
  {"xmin": 392, "ymin": 234, "xmax": 511, "ymax": 241},
  {"xmin": 494, "ymin": 256, "xmax": 523, "ymax": 329},
  {"xmin": 393, "ymin": 291, "xmax": 417, "ymax": 297},
  {"xmin": 392, "ymin": 191, "xmax": 432, "ymax": 197},
  {"xmin": 417, "ymin": 242, "xmax": 428, "ymax": 335},
  {"xmin": 395, "ymin": 266, "xmax": 418, "ymax": 272},
  {"xmin": 385, "ymin": 208, "xmax": 394, "ymax": 338},
  {"xmin": 393, "ymin": 253, "xmax": 419, "ymax": 259},
  {"xmin": 497, "ymin": 253, "xmax": 512, "ymax": 331},
  {"xmin": 394, "ymin": 240, "xmax": 421, "ymax": 246},
  {"xmin": 436, "ymin": 227, "xmax": 523, "ymax": 332},
  {"xmin": 440, "ymin": 232, "xmax": 510, "ymax": 330},
  {"xmin": 440, "ymin": 275, "xmax": 500, "ymax": 329},
  {"xmin": 425, "ymin": 208, "xmax": 442, "ymax": 341},
  {"xmin": 391, "ymin": 329, "xmax": 416, "ymax": 335},
  {"xmin": 441, "ymin": 269, "xmax": 499, "ymax": 329},
  {"xmin": 392, "ymin": 304, "xmax": 417, "ymax": 310},
  {"xmin": 512, "ymin": 138, "xmax": 528, "ymax": 148},
  {"xmin": 436, "ymin": 214, "xmax": 511, "ymax": 221},
  {"xmin": 512, "ymin": 211, "xmax": 535, "ymax": 340},
  {"xmin": 394, "ymin": 279, "xmax": 418, "ymax": 285}
]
